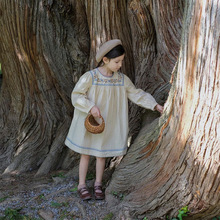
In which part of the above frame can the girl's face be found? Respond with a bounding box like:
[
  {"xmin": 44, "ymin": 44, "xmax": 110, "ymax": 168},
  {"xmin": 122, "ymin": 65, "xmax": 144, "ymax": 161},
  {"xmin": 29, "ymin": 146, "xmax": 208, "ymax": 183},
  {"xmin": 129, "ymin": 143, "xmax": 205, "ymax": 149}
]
[{"xmin": 104, "ymin": 54, "xmax": 125, "ymax": 72}]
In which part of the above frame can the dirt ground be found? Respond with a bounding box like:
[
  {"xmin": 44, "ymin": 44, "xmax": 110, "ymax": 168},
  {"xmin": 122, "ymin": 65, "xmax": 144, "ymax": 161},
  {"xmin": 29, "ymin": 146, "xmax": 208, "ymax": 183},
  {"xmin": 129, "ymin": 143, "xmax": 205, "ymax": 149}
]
[{"xmin": 0, "ymin": 171, "xmax": 114, "ymax": 220}]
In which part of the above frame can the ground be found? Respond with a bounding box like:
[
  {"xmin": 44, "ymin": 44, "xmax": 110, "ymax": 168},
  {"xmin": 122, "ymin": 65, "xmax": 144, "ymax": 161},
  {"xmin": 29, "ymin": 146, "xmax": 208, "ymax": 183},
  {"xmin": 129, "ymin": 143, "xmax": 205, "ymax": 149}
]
[{"xmin": 0, "ymin": 170, "xmax": 114, "ymax": 220}]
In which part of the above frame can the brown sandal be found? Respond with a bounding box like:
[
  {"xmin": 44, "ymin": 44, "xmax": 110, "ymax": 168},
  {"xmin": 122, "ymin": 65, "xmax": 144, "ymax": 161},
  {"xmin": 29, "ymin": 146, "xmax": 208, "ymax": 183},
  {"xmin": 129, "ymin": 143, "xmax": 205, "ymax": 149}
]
[
  {"xmin": 94, "ymin": 185, "xmax": 105, "ymax": 200},
  {"xmin": 78, "ymin": 187, "xmax": 92, "ymax": 200}
]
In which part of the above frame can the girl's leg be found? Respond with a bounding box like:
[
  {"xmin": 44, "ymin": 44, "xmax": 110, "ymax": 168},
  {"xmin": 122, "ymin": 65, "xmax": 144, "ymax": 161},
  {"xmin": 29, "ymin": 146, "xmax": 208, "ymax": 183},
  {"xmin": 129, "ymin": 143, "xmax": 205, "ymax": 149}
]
[
  {"xmin": 78, "ymin": 154, "xmax": 90, "ymax": 189},
  {"xmin": 78, "ymin": 154, "xmax": 91, "ymax": 200},
  {"xmin": 95, "ymin": 157, "xmax": 106, "ymax": 185},
  {"xmin": 94, "ymin": 157, "xmax": 106, "ymax": 200}
]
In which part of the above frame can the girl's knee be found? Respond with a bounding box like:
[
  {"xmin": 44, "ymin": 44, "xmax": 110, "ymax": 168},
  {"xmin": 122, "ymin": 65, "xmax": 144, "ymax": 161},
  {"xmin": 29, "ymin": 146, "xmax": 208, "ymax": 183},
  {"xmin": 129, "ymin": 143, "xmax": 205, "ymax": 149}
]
[
  {"xmin": 81, "ymin": 154, "xmax": 90, "ymax": 160},
  {"xmin": 96, "ymin": 157, "xmax": 105, "ymax": 161}
]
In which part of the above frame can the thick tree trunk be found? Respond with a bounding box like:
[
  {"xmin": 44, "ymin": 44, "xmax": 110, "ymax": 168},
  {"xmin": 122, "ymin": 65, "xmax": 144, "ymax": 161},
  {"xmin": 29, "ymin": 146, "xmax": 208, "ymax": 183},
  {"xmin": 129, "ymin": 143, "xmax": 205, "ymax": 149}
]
[
  {"xmin": 127, "ymin": 0, "xmax": 184, "ymax": 138},
  {"xmin": 106, "ymin": 0, "xmax": 220, "ymax": 219},
  {"xmin": 0, "ymin": 0, "xmax": 90, "ymax": 174},
  {"xmin": 85, "ymin": 0, "xmax": 134, "ymax": 81}
]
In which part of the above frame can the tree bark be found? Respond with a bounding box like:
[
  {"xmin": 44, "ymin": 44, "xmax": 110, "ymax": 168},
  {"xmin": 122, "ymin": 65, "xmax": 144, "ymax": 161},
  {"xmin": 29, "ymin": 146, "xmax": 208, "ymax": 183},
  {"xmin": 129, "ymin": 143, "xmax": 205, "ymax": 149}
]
[
  {"xmin": 127, "ymin": 0, "xmax": 184, "ymax": 139},
  {"xmin": 0, "ymin": 0, "xmax": 172, "ymax": 175},
  {"xmin": 106, "ymin": 0, "xmax": 220, "ymax": 219},
  {"xmin": 0, "ymin": 0, "xmax": 90, "ymax": 174},
  {"xmin": 85, "ymin": 0, "xmax": 134, "ymax": 80}
]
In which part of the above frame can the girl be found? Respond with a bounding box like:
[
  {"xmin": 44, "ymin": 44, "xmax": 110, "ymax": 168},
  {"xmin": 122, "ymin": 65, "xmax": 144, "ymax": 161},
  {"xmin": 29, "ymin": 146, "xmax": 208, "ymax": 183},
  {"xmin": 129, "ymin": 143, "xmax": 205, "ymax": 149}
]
[{"xmin": 65, "ymin": 39, "xmax": 163, "ymax": 200}]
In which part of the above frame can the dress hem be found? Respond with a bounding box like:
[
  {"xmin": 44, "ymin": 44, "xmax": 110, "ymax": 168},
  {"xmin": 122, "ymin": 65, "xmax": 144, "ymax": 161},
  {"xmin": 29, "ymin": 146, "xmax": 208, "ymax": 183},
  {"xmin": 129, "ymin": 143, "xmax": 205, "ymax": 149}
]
[{"xmin": 65, "ymin": 138, "xmax": 127, "ymax": 158}]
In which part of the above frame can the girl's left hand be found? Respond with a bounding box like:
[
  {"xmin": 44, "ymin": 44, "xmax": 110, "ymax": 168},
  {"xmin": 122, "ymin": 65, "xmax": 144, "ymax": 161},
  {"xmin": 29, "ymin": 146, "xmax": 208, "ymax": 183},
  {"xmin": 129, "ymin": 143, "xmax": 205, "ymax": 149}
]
[
  {"xmin": 90, "ymin": 105, "xmax": 101, "ymax": 118},
  {"xmin": 155, "ymin": 104, "xmax": 164, "ymax": 114}
]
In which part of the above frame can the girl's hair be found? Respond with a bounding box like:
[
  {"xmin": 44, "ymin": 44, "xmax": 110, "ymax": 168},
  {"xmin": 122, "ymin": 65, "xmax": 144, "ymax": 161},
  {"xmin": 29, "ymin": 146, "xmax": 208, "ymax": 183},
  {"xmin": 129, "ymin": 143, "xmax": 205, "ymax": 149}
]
[{"xmin": 97, "ymin": 45, "xmax": 125, "ymax": 67}]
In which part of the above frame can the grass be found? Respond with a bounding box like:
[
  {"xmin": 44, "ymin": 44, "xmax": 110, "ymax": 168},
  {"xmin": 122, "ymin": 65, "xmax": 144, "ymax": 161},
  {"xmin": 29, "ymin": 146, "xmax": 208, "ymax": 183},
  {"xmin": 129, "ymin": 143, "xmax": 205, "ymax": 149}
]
[
  {"xmin": 86, "ymin": 172, "xmax": 95, "ymax": 180},
  {"xmin": 0, "ymin": 208, "xmax": 24, "ymax": 220},
  {"xmin": 0, "ymin": 196, "xmax": 8, "ymax": 203},
  {"xmin": 51, "ymin": 172, "xmax": 66, "ymax": 178},
  {"xmin": 166, "ymin": 206, "xmax": 189, "ymax": 220},
  {"xmin": 69, "ymin": 186, "xmax": 78, "ymax": 192},
  {"xmin": 111, "ymin": 191, "xmax": 125, "ymax": 200},
  {"xmin": 50, "ymin": 201, "xmax": 69, "ymax": 208},
  {"xmin": 103, "ymin": 212, "xmax": 114, "ymax": 220}
]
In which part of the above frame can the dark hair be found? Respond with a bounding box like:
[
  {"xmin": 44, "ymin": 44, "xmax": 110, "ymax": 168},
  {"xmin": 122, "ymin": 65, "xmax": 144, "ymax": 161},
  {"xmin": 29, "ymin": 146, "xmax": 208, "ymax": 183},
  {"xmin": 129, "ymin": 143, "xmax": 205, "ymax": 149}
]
[{"xmin": 97, "ymin": 44, "xmax": 125, "ymax": 67}]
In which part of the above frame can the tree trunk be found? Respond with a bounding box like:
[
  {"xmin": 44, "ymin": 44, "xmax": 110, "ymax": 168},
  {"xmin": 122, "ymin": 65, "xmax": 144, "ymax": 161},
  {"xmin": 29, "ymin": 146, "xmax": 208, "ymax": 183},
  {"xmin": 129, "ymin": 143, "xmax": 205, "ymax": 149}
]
[
  {"xmin": 127, "ymin": 0, "xmax": 184, "ymax": 138},
  {"xmin": 85, "ymin": 0, "xmax": 134, "ymax": 81},
  {"xmin": 0, "ymin": 0, "xmax": 90, "ymax": 174},
  {"xmin": 106, "ymin": 0, "xmax": 220, "ymax": 219}
]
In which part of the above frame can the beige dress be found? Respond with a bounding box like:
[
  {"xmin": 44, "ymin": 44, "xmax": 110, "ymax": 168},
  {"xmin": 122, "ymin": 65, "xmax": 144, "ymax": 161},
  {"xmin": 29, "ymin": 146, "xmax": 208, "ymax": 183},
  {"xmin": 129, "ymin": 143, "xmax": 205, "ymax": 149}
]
[{"xmin": 65, "ymin": 68, "xmax": 158, "ymax": 157}]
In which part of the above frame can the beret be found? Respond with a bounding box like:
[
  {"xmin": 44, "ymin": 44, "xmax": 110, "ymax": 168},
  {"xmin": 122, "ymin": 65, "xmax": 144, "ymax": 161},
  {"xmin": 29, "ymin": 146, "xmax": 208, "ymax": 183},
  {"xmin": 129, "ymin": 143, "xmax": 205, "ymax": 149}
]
[{"xmin": 96, "ymin": 39, "xmax": 122, "ymax": 63}]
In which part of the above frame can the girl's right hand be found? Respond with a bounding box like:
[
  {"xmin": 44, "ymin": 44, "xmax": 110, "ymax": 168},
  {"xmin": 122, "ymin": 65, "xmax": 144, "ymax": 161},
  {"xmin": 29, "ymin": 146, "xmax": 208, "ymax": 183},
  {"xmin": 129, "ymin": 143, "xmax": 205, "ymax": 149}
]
[
  {"xmin": 90, "ymin": 106, "xmax": 101, "ymax": 118},
  {"xmin": 155, "ymin": 104, "xmax": 164, "ymax": 114}
]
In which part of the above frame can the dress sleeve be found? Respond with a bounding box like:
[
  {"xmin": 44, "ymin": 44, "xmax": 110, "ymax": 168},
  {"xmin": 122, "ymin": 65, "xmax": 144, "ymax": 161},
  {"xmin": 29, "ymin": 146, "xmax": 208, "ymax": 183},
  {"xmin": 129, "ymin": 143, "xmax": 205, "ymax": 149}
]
[
  {"xmin": 71, "ymin": 72, "xmax": 95, "ymax": 113},
  {"xmin": 124, "ymin": 75, "xmax": 158, "ymax": 111}
]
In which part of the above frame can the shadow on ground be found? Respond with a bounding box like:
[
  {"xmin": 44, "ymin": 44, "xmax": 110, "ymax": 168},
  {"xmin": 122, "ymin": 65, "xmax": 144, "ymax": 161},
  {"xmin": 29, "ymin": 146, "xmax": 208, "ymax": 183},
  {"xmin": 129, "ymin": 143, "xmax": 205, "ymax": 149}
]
[{"xmin": 0, "ymin": 171, "xmax": 113, "ymax": 220}]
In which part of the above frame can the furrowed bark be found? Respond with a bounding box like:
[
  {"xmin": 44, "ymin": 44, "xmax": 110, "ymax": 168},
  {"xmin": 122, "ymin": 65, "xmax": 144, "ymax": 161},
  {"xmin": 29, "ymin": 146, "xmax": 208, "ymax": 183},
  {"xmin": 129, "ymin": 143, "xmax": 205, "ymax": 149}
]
[
  {"xmin": 0, "ymin": 0, "xmax": 89, "ymax": 174},
  {"xmin": 85, "ymin": 0, "xmax": 134, "ymax": 80},
  {"xmin": 106, "ymin": 1, "xmax": 220, "ymax": 219},
  {"xmin": 127, "ymin": 0, "xmax": 184, "ymax": 139}
]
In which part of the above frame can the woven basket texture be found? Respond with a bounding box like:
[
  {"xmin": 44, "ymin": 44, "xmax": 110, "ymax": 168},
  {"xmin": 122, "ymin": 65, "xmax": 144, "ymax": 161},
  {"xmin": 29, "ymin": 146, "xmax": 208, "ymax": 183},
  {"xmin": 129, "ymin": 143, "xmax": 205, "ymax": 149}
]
[{"xmin": 85, "ymin": 114, "xmax": 105, "ymax": 134}]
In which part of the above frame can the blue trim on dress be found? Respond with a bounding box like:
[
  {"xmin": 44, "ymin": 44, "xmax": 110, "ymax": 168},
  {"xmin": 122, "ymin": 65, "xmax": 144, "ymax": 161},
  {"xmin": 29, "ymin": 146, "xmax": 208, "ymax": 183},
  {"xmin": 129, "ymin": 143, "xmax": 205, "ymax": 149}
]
[
  {"xmin": 89, "ymin": 69, "xmax": 124, "ymax": 86},
  {"xmin": 97, "ymin": 68, "xmax": 114, "ymax": 78},
  {"xmin": 66, "ymin": 137, "xmax": 127, "ymax": 153}
]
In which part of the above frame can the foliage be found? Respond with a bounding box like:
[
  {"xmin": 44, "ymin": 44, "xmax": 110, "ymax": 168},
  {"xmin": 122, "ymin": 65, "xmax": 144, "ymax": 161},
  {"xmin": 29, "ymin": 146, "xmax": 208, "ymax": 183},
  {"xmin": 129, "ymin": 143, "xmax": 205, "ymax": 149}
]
[
  {"xmin": 51, "ymin": 172, "xmax": 66, "ymax": 178},
  {"xmin": 103, "ymin": 212, "xmax": 114, "ymax": 220},
  {"xmin": 167, "ymin": 206, "xmax": 189, "ymax": 220},
  {"xmin": 51, "ymin": 201, "xmax": 63, "ymax": 208},
  {"xmin": 59, "ymin": 209, "xmax": 76, "ymax": 220},
  {"xmin": 177, "ymin": 206, "xmax": 189, "ymax": 220},
  {"xmin": 69, "ymin": 186, "xmax": 78, "ymax": 192},
  {"xmin": 86, "ymin": 173, "xmax": 95, "ymax": 180},
  {"xmin": 111, "ymin": 191, "xmax": 125, "ymax": 200},
  {"xmin": 0, "ymin": 208, "xmax": 27, "ymax": 220},
  {"xmin": 212, "ymin": 217, "xmax": 220, "ymax": 220},
  {"xmin": 50, "ymin": 201, "xmax": 68, "ymax": 208},
  {"xmin": 38, "ymin": 194, "xmax": 45, "ymax": 200},
  {"xmin": 0, "ymin": 196, "xmax": 8, "ymax": 203}
]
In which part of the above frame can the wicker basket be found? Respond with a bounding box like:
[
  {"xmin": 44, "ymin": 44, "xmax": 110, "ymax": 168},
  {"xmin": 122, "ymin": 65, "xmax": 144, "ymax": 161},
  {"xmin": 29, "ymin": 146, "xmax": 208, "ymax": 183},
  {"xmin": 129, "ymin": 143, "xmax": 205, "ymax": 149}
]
[{"xmin": 85, "ymin": 114, "xmax": 105, "ymax": 134}]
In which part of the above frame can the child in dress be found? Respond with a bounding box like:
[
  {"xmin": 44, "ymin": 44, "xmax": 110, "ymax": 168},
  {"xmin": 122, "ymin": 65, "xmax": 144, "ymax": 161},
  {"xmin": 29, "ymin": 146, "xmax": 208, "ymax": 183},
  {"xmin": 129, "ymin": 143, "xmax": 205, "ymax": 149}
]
[{"xmin": 65, "ymin": 39, "xmax": 164, "ymax": 200}]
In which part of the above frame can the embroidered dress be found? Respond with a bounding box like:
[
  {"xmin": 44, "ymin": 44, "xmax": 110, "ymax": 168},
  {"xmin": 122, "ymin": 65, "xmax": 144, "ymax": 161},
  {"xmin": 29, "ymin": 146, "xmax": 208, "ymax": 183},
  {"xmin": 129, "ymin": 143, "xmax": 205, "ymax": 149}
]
[{"xmin": 65, "ymin": 68, "xmax": 158, "ymax": 157}]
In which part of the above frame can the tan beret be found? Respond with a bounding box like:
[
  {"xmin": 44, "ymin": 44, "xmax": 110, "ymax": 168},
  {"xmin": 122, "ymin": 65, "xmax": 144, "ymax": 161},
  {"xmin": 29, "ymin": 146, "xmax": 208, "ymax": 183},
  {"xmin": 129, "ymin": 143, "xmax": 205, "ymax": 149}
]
[{"xmin": 96, "ymin": 39, "xmax": 122, "ymax": 63}]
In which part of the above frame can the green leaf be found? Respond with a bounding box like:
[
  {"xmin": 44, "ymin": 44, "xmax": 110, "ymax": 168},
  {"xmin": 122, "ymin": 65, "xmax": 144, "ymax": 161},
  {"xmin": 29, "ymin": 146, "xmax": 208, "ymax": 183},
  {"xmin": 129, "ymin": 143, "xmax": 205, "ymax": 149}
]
[
  {"xmin": 177, "ymin": 205, "xmax": 189, "ymax": 220},
  {"xmin": 0, "ymin": 196, "xmax": 8, "ymax": 202},
  {"xmin": 180, "ymin": 206, "xmax": 189, "ymax": 213},
  {"xmin": 103, "ymin": 213, "xmax": 114, "ymax": 220},
  {"xmin": 52, "ymin": 172, "xmax": 65, "ymax": 178},
  {"xmin": 212, "ymin": 217, "xmax": 220, "ymax": 220},
  {"xmin": 51, "ymin": 202, "xmax": 62, "ymax": 207},
  {"xmin": 39, "ymin": 194, "xmax": 45, "ymax": 199},
  {"xmin": 70, "ymin": 187, "xmax": 78, "ymax": 192},
  {"xmin": 111, "ymin": 191, "xmax": 118, "ymax": 196},
  {"xmin": 86, "ymin": 173, "xmax": 95, "ymax": 180},
  {"xmin": 3, "ymin": 208, "xmax": 24, "ymax": 219}
]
